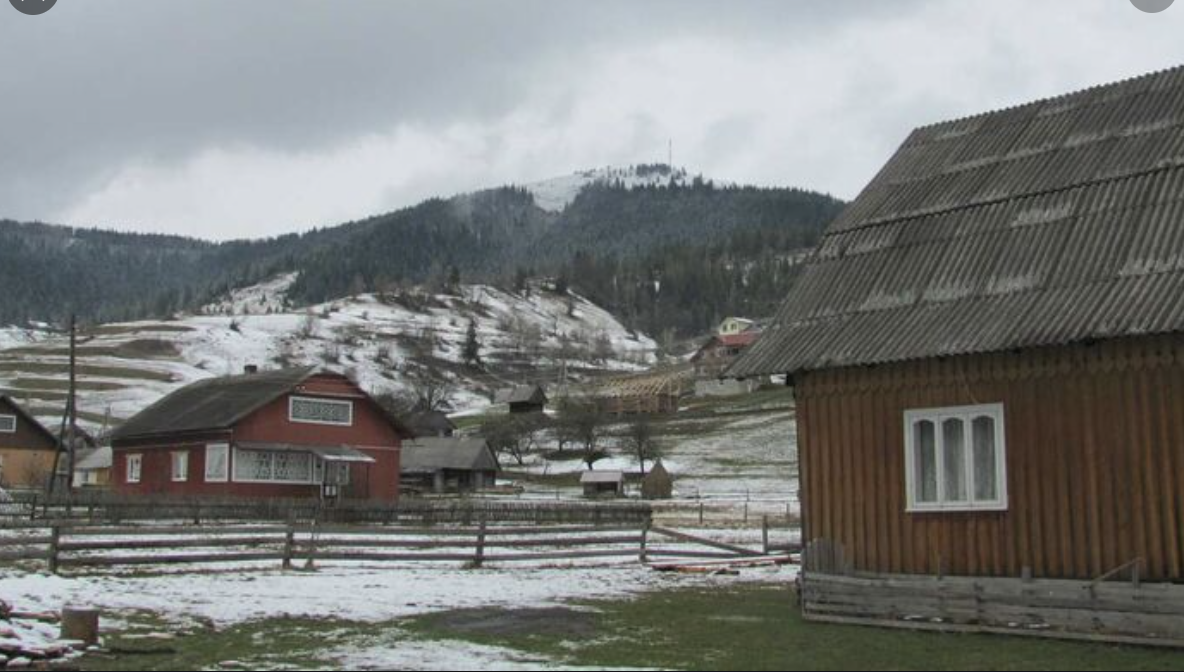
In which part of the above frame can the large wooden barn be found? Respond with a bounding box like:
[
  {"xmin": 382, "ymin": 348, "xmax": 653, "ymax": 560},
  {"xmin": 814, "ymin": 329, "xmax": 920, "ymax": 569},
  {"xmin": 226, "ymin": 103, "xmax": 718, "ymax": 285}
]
[
  {"xmin": 110, "ymin": 367, "xmax": 409, "ymax": 501},
  {"xmin": 730, "ymin": 66, "xmax": 1184, "ymax": 643}
]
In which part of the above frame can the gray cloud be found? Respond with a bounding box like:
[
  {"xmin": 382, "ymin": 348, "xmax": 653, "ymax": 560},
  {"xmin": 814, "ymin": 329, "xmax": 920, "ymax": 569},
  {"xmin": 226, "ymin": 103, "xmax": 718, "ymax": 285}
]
[{"xmin": 2, "ymin": 0, "xmax": 1183, "ymax": 238}]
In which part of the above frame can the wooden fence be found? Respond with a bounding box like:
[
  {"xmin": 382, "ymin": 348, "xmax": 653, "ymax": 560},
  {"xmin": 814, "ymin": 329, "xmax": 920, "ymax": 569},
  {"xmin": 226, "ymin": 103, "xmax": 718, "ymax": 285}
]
[
  {"xmin": 0, "ymin": 522, "xmax": 776, "ymax": 574},
  {"xmin": 2, "ymin": 491, "xmax": 652, "ymax": 527}
]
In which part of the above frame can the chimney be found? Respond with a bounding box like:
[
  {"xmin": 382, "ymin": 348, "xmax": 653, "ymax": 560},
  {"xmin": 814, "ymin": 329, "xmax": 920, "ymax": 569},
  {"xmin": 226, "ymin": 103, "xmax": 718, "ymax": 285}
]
[{"xmin": 243, "ymin": 364, "xmax": 259, "ymax": 375}]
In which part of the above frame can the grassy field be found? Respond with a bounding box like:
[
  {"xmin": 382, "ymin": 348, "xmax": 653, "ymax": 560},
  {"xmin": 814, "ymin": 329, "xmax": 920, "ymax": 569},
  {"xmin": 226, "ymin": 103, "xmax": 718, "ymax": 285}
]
[
  {"xmin": 76, "ymin": 584, "xmax": 1184, "ymax": 671},
  {"xmin": 406, "ymin": 584, "xmax": 1184, "ymax": 671}
]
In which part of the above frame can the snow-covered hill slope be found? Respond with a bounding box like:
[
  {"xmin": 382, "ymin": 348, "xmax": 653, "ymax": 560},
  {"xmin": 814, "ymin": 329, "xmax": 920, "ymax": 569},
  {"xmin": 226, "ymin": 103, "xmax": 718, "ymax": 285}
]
[
  {"xmin": 519, "ymin": 164, "xmax": 695, "ymax": 212},
  {"xmin": 0, "ymin": 279, "xmax": 656, "ymax": 433}
]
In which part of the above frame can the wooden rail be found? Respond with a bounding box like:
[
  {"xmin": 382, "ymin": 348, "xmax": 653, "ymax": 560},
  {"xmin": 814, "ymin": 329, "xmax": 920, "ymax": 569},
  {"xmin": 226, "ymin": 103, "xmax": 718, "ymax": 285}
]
[
  {"xmin": 6, "ymin": 492, "xmax": 653, "ymax": 526},
  {"xmin": 0, "ymin": 521, "xmax": 777, "ymax": 574}
]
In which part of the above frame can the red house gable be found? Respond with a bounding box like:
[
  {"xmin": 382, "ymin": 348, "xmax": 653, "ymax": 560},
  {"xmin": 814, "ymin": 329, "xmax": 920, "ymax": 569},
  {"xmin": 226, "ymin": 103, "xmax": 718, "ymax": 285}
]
[{"xmin": 110, "ymin": 368, "xmax": 407, "ymax": 501}]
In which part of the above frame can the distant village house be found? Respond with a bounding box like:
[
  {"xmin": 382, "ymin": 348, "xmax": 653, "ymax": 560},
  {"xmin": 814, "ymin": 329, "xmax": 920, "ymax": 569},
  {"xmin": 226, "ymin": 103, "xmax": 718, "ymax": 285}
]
[
  {"xmin": 110, "ymin": 367, "xmax": 409, "ymax": 500},
  {"xmin": 0, "ymin": 396, "xmax": 58, "ymax": 491}
]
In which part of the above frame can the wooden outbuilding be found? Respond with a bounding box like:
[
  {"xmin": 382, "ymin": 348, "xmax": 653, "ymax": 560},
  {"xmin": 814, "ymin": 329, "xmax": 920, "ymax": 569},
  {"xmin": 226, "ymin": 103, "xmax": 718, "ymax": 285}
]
[
  {"xmin": 581, "ymin": 470, "xmax": 625, "ymax": 499},
  {"xmin": 730, "ymin": 65, "xmax": 1184, "ymax": 644},
  {"xmin": 401, "ymin": 436, "xmax": 499, "ymax": 493},
  {"xmin": 110, "ymin": 367, "xmax": 410, "ymax": 501},
  {"xmin": 0, "ymin": 396, "xmax": 58, "ymax": 491},
  {"xmin": 495, "ymin": 385, "xmax": 548, "ymax": 414}
]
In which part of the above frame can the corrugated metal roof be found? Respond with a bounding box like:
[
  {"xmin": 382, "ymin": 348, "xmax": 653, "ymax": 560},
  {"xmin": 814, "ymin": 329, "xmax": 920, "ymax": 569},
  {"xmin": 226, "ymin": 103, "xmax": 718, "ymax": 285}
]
[
  {"xmin": 731, "ymin": 65, "xmax": 1184, "ymax": 377},
  {"xmin": 111, "ymin": 368, "xmax": 318, "ymax": 441},
  {"xmin": 401, "ymin": 437, "xmax": 499, "ymax": 473},
  {"xmin": 494, "ymin": 385, "xmax": 547, "ymax": 405},
  {"xmin": 580, "ymin": 470, "xmax": 625, "ymax": 484}
]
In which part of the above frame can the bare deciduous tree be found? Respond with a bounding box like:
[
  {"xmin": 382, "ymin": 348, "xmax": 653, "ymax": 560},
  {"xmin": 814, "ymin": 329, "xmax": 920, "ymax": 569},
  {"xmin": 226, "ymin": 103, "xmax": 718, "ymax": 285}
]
[{"xmin": 623, "ymin": 416, "xmax": 662, "ymax": 475}]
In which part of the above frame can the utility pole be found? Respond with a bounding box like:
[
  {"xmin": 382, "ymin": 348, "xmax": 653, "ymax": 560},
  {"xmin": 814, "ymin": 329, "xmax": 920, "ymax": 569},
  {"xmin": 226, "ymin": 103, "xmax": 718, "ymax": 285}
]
[{"xmin": 48, "ymin": 315, "xmax": 77, "ymax": 495}]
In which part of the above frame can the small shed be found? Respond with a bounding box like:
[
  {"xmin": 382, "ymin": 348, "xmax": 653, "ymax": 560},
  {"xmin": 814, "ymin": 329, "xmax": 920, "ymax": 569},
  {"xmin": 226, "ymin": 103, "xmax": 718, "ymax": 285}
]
[
  {"xmin": 401, "ymin": 437, "xmax": 500, "ymax": 493},
  {"xmin": 495, "ymin": 385, "xmax": 548, "ymax": 414},
  {"xmin": 641, "ymin": 460, "xmax": 673, "ymax": 500},
  {"xmin": 580, "ymin": 470, "xmax": 625, "ymax": 499}
]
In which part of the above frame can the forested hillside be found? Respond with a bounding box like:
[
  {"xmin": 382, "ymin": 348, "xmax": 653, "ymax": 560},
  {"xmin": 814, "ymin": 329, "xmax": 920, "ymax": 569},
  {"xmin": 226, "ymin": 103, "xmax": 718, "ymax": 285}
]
[{"xmin": 0, "ymin": 166, "xmax": 844, "ymax": 338}]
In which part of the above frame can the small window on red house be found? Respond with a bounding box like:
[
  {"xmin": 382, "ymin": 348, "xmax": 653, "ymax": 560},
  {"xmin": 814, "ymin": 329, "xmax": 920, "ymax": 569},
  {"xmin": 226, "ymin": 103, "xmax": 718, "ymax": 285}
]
[
  {"xmin": 171, "ymin": 451, "xmax": 189, "ymax": 482},
  {"xmin": 126, "ymin": 454, "xmax": 142, "ymax": 483},
  {"xmin": 0, "ymin": 414, "xmax": 15, "ymax": 433}
]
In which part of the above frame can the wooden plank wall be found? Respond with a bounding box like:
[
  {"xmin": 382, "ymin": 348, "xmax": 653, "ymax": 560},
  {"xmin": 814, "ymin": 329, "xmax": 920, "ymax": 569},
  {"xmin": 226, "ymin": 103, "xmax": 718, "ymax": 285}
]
[
  {"xmin": 797, "ymin": 334, "xmax": 1184, "ymax": 581},
  {"xmin": 801, "ymin": 572, "xmax": 1184, "ymax": 646}
]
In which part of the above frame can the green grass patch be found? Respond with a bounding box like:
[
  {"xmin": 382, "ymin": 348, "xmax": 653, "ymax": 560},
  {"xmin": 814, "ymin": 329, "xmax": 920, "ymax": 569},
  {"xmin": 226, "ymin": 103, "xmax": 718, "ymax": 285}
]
[
  {"xmin": 79, "ymin": 613, "xmax": 371, "ymax": 671},
  {"xmin": 405, "ymin": 584, "xmax": 1184, "ymax": 671}
]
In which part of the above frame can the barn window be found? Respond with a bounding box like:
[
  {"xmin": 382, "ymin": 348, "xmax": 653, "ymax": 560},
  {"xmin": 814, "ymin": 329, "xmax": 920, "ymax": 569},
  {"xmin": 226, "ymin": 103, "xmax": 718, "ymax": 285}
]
[
  {"xmin": 0, "ymin": 414, "xmax": 15, "ymax": 433},
  {"xmin": 171, "ymin": 451, "xmax": 190, "ymax": 482},
  {"xmin": 289, "ymin": 396, "xmax": 353, "ymax": 426},
  {"xmin": 126, "ymin": 454, "xmax": 142, "ymax": 484},
  {"xmin": 205, "ymin": 443, "xmax": 229, "ymax": 482},
  {"xmin": 904, "ymin": 404, "xmax": 1006, "ymax": 512},
  {"xmin": 233, "ymin": 448, "xmax": 315, "ymax": 484}
]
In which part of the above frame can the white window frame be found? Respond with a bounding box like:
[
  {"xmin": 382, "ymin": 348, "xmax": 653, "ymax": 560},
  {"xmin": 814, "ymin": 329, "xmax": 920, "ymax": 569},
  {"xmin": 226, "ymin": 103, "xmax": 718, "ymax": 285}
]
[
  {"xmin": 232, "ymin": 447, "xmax": 318, "ymax": 485},
  {"xmin": 904, "ymin": 403, "xmax": 1008, "ymax": 513},
  {"xmin": 126, "ymin": 453, "xmax": 143, "ymax": 484},
  {"xmin": 288, "ymin": 396, "xmax": 354, "ymax": 427},
  {"xmin": 205, "ymin": 443, "xmax": 230, "ymax": 483},
  {"xmin": 0, "ymin": 414, "xmax": 15, "ymax": 433},
  {"xmin": 171, "ymin": 450, "xmax": 190, "ymax": 482}
]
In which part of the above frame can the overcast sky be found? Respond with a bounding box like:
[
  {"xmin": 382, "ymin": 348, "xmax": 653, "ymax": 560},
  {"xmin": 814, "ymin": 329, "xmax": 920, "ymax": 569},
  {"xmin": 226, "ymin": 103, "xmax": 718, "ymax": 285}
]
[{"xmin": 2, "ymin": 0, "xmax": 1184, "ymax": 240}]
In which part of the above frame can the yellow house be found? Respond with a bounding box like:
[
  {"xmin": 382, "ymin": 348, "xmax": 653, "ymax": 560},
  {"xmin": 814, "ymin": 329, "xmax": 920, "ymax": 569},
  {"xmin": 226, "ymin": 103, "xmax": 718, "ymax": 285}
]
[
  {"xmin": 718, "ymin": 317, "xmax": 756, "ymax": 336},
  {"xmin": 0, "ymin": 396, "xmax": 59, "ymax": 491}
]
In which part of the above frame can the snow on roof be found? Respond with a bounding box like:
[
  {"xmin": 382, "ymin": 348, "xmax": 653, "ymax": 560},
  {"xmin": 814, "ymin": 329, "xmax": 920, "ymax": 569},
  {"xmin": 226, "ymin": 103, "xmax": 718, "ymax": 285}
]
[{"xmin": 580, "ymin": 470, "xmax": 625, "ymax": 484}]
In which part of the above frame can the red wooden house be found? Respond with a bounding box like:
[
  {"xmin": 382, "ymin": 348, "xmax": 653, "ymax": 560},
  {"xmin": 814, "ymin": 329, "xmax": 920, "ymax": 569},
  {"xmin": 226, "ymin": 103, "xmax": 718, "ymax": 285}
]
[{"xmin": 110, "ymin": 367, "xmax": 410, "ymax": 500}]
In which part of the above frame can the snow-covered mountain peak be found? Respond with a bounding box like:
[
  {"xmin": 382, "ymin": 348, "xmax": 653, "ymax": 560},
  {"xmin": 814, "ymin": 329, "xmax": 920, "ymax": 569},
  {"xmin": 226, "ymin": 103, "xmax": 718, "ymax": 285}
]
[{"xmin": 519, "ymin": 164, "xmax": 695, "ymax": 212}]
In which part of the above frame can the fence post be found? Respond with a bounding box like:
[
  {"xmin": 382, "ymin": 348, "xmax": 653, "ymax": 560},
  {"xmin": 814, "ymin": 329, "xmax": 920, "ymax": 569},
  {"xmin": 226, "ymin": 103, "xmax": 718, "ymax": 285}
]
[
  {"xmin": 474, "ymin": 521, "xmax": 487, "ymax": 568},
  {"xmin": 698, "ymin": 501, "xmax": 704, "ymax": 525},
  {"xmin": 48, "ymin": 525, "xmax": 60, "ymax": 575},
  {"xmin": 282, "ymin": 522, "xmax": 295, "ymax": 570},
  {"xmin": 304, "ymin": 520, "xmax": 318, "ymax": 571},
  {"xmin": 639, "ymin": 522, "xmax": 649, "ymax": 564},
  {"xmin": 28, "ymin": 493, "xmax": 37, "ymax": 521},
  {"xmin": 761, "ymin": 515, "xmax": 769, "ymax": 555}
]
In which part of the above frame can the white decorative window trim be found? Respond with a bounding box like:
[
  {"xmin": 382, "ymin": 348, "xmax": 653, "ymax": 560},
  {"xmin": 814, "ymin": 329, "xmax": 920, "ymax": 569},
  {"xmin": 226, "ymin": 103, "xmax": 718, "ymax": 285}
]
[
  {"xmin": 205, "ymin": 443, "xmax": 229, "ymax": 483},
  {"xmin": 904, "ymin": 403, "xmax": 1008, "ymax": 513},
  {"xmin": 0, "ymin": 414, "xmax": 15, "ymax": 433},
  {"xmin": 171, "ymin": 451, "xmax": 190, "ymax": 482},
  {"xmin": 232, "ymin": 447, "xmax": 317, "ymax": 484},
  {"xmin": 288, "ymin": 396, "xmax": 354, "ymax": 427},
  {"xmin": 126, "ymin": 453, "xmax": 143, "ymax": 484}
]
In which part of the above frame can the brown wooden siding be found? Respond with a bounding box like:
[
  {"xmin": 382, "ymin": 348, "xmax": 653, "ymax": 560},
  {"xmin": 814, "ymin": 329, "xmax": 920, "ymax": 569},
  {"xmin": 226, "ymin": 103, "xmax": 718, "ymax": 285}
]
[{"xmin": 796, "ymin": 333, "xmax": 1184, "ymax": 582}]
